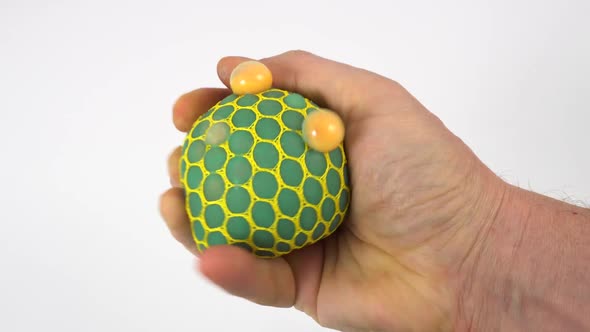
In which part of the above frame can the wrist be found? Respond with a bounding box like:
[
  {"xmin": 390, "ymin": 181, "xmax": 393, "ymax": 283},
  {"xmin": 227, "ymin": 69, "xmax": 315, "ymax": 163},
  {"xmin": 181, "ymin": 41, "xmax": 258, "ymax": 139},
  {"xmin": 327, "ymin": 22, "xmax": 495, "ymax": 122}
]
[
  {"xmin": 454, "ymin": 182, "xmax": 525, "ymax": 331},
  {"xmin": 457, "ymin": 182, "xmax": 590, "ymax": 331}
]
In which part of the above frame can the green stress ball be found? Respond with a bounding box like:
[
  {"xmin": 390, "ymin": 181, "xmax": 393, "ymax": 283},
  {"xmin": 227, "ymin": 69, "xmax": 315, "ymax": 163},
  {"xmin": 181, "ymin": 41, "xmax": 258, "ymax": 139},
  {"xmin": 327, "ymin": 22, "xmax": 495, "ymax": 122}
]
[{"xmin": 179, "ymin": 61, "xmax": 350, "ymax": 258}]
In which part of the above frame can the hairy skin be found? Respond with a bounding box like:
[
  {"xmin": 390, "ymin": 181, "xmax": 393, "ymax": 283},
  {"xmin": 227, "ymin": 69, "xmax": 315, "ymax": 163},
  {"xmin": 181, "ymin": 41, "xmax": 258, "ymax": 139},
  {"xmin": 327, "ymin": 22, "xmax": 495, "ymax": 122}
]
[
  {"xmin": 457, "ymin": 185, "xmax": 590, "ymax": 332},
  {"xmin": 159, "ymin": 50, "xmax": 590, "ymax": 332}
]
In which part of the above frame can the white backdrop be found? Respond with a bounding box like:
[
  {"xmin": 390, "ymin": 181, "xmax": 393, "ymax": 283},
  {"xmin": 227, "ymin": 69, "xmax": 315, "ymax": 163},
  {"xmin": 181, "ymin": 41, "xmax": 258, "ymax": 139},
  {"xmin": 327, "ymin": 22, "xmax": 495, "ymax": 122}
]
[{"xmin": 1, "ymin": 0, "xmax": 589, "ymax": 331}]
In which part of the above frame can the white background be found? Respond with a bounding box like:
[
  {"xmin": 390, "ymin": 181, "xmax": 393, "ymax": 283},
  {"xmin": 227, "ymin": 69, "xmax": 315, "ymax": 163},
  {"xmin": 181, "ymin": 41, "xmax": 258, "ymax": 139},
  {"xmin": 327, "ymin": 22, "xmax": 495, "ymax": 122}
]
[{"xmin": 1, "ymin": 0, "xmax": 589, "ymax": 331}]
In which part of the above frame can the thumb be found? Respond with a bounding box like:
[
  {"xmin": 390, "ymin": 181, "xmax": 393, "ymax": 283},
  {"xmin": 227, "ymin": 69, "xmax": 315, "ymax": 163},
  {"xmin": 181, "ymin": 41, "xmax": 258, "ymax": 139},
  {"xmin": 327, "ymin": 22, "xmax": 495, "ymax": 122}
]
[
  {"xmin": 198, "ymin": 245, "xmax": 296, "ymax": 308},
  {"xmin": 216, "ymin": 50, "xmax": 412, "ymax": 122}
]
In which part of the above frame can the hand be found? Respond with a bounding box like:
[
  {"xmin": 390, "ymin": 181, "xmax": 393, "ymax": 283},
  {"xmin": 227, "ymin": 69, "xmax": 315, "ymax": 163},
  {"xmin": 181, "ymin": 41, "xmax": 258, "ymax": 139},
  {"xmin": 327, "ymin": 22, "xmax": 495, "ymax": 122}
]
[{"xmin": 159, "ymin": 50, "xmax": 507, "ymax": 331}]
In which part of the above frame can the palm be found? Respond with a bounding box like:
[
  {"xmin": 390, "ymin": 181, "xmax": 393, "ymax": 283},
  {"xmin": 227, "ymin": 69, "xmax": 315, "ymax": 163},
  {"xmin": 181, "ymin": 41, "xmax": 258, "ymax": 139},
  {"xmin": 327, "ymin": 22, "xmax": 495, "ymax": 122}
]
[{"xmin": 282, "ymin": 105, "xmax": 477, "ymax": 330}]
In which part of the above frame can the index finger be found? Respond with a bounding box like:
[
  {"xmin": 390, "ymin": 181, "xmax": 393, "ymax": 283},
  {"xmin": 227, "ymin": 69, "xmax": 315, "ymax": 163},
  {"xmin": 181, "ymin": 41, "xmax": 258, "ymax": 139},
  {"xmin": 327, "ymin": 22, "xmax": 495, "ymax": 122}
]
[
  {"xmin": 216, "ymin": 50, "xmax": 407, "ymax": 122},
  {"xmin": 172, "ymin": 87, "xmax": 231, "ymax": 132}
]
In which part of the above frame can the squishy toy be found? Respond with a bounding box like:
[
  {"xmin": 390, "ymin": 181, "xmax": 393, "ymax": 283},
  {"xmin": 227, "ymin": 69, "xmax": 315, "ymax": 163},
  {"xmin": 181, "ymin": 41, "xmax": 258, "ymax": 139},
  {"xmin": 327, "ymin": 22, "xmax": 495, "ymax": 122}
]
[{"xmin": 179, "ymin": 61, "xmax": 350, "ymax": 258}]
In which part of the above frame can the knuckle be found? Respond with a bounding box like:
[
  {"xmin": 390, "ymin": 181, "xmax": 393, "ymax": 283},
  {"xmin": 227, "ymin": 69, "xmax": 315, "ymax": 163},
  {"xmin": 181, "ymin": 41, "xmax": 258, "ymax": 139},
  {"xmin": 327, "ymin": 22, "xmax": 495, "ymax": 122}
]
[
  {"xmin": 168, "ymin": 224, "xmax": 187, "ymax": 241},
  {"xmin": 160, "ymin": 187, "xmax": 174, "ymax": 201},
  {"xmin": 159, "ymin": 188, "xmax": 177, "ymax": 210},
  {"xmin": 282, "ymin": 49, "xmax": 315, "ymax": 60},
  {"xmin": 168, "ymin": 146, "xmax": 182, "ymax": 164},
  {"xmin": 371, "ymin": 74, "xmax": 405, "ymax": 96}
]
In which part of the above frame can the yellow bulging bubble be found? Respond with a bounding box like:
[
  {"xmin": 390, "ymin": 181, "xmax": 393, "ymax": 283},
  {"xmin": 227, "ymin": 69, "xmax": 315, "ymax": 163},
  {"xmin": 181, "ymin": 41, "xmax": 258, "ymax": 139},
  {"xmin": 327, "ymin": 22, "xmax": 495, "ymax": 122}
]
[
  {"xmin": 302, "ymin": 109, "xmax": 345, "ymax": 153},
  {"xmin": 229, "ymin": 61, "xmax": 273, "ymax": 95}
]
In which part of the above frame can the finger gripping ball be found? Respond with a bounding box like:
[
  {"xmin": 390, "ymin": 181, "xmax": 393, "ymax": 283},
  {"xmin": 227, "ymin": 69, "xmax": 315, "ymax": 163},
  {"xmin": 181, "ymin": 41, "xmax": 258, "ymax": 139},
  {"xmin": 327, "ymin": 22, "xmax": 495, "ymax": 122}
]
[{"xmin": 179, "ymin": 89, "xmax": 350, "ymax": 258}]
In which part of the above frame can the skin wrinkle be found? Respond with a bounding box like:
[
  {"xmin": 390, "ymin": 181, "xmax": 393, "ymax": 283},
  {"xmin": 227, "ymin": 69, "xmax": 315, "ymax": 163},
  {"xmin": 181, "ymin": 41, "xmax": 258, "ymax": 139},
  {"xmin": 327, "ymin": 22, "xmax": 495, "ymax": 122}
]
[
  {"xmin": 507, "ymin": 201, "xmax": 530, "ymax": 274},
  {"xmin": 374, "ymin": 176, "xmax": 467, "ymax": 249},
  {"xmin": 311, "ymin": 242, "xmax": 326, "ymax": 322},
  {"xmin": 451, "ymin": 162, "xmax": 503, "ymax": 327},
  {"xmin": 428, "ymin": 217, "xmax": 466, "ymax": 254},
  {"xmin": 453, "ymin": 183, "xmax": 507, "ymax": 331},
  {"xmin": 339, "ymin": 228, "xmax": 368, "ymax": 280},
  {"xmin": 341, "ymin": 226, "xmax": 453, "ymax": 331},
  {"xmin": 421, "ymin": 213, "xmax": 470, "ymax": 269},
  {"xmin": 457, "ymin": 180, "xmax": 506, "ymax": 273},
  {"xmin": 402, "ymin": 184, "xmax": 463, "ymax": 228},
  {"xmin": 435, "ymin": 160, "xmax": 485, "ymax": 249},
  {"xmin": 489, "ymin": 195, "xmax": 527, "ymax": 326},
  {"xmin": 338, "ymin": 234, "xmax": 424, "ymax": 332},
  {"xmin": 316, "ymin": 232, "xmax": 361, "ymax": 329},
  {"xmin": 341, "ymin": 234, "xmax": 389, "ymax": 285},
  {"xmin": 433, "ymin": 198, "xmax": 487, "ymax": 269},
  {"xmin": 360, "ymin": 150, "xmax": 417, "ymax": 215},
  {"xmin": 326, "ymin": 228, "xmax": 341, "ymax": 275},
  {"xmin": 460, "ymin": 293, "xmax": 476, "ymax": 332},
  {"xmin": 275, "ymin": 260, "xmax": 295, "ymax": 308},
  {"xmin": 284, "ymin": 258, "xmax": 299, "ymax": 310},
  {"xmin": 385, "ymin": 199, "xmax": 464, "ymax": 256},
  {"xmin": 498, "ymin": 199, "xmax": 590, "ymax": 331},
  {"xmin": 371, "ymin": 145, "xmax": 462, "ymax": 218},
  {"xmin": 291, "ymin": 244, "xmax": 323, "ymax": 320}
]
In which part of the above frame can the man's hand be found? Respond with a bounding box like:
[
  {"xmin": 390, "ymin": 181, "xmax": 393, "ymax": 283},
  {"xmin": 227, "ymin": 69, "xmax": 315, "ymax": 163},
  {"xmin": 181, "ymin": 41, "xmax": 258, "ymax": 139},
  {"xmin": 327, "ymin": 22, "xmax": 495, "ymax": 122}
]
[{"xmin": 159, "ymin": 51, "xmax": 590, "ymax": 332}]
